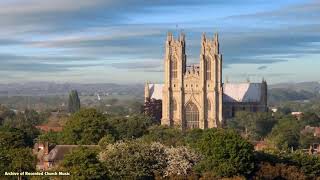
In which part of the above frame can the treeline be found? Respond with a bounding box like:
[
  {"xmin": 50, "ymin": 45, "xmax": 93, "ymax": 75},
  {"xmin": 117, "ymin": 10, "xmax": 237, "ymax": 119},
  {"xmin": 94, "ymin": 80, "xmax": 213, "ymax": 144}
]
[
  {"xmin": 1, "ymin": 106, "xmax": 320, "ymax": 179},
  {"xmin": 39, "ymin": 109, "xmax": 320, "ymax": 179},
  {"xmin": 228, "ymin": 111, "xmax": 320, "ymax": 150},
  {"xmin": 0, "ymin": 105, "xmax": 46, "ymax": 179}
]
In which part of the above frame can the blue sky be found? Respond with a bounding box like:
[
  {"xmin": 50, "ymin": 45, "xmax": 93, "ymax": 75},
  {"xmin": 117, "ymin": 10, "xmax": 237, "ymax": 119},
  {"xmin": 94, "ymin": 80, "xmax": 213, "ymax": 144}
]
[{"xmin": 0, "ymin": 0, "xmax": 319, "ymax": 84}]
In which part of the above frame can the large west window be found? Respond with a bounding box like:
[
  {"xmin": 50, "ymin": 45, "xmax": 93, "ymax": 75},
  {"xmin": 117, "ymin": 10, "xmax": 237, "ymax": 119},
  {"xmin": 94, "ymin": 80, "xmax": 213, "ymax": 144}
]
[{"xmin": 185, "ymin": 102, "xmax": 199, "ymax": 129}]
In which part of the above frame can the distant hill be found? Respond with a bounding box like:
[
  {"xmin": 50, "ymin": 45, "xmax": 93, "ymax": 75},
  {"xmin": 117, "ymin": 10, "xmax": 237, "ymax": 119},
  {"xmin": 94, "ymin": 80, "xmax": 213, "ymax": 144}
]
[
  {"xmin": 268, "ymin": 82, "xmax": 320, "ymax": 105},
  {"xmin": 1, "ymin": 81, "xmax": 320, "ymax": 107},
  {"xmin": 269, "ymin": 81, "xmax": 320, "ymax": 93},
  {"xmin": 0, "ymin": 82, "xmax": 144, "ymax": 97}
]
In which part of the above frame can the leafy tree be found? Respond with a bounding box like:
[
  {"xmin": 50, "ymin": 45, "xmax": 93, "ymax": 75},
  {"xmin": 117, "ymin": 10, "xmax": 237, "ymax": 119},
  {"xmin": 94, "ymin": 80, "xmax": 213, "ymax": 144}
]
[
  {"xmin": 228, "ymin": 111, "xmax": 276, "ymax": 141},
  {"xmin": 164, "ymin": 146, "xmax": 201, "ymax": 177},
  {"xmin": 109, "ymin": 114, "xmax": 154, "ymax": 140},
  {"xmin": 184, "ymin": 128, "xmax": 204, "ymax": 148},
  {"xmin": 0, "ymin": 105, "xmax": 15, "ymax": 125},
  {"xmin": 141, "ymin": 125, "xmax": 184, "ymax": 146},
  {"xmin": 194, "ymin": 128, "xmax": 255, "ymax": 177},
  {"xmin": 98, "ymin": 134, "xmax": 115, "ymax": 149},
  {"xmin": 24, "ymin": 109, "xmax": 43, "ymax": 125},
  {"xmin": 300, "ymin": 112, "xmax": 320, "ymax": 127},
  {"xmin": 37, "ymin": 131, "xmax": 62, "ymax": 145},
  {"xmin": 61, "ymin": 108, "xmax": 115, "ymax": 144},
  {"xmin": 289, "ymin": 151, "xmax": 320, "ymax": 178},
  {"xmin": 253, "ymin": 162, "xmax": 307, "ymax": 180},
  {"xmin": 267, "ymin": 116, "xmax": 301, "ymax": 150},
  {"xmin": 99, "ymin": 140, "xmax": 165, "ymax": 179},
  {"xmin": 0, "ymin": 148, "xmax": 36, "ymax": 177},
  {"xmin": 2, "ymin": 111, "xmax": 40, "ymax": 144},
  {"xmin": 68, "ymin": 90, "xmax": 81, "ymax": 113},
  {"xmin": 99, "ymin": 140, "xmax": 200, "ymax": 179},
  {"xmin": 0, "ymin": 127, "xmax": 32, "ymax": 148},
  {"xmin": 299, "ymin": 131, "xmax": 320, "ymax": 149},
  {"xmin": 62, "ymin": 147, "xmax": 108, "ymax": 180},
  {"xmin": 255, "ymin": 151, "xmax": 320, "ymax": 179}
]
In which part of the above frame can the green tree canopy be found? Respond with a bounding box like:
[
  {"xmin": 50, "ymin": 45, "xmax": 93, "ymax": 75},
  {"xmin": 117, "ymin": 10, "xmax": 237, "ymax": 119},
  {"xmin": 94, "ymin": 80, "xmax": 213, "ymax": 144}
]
[
  {"xmin": 194, "ymin": 128, "xmax": 255, "ymax": 178},
  {"xmin": 267, "ymin": 116, "xmax": 301, "ymax": 150},
  {"xmin": 0, "ymin": 148, "xmax": 36, "ymax": 177},
  {"xmin": 109, "ymin": 114, "xmax": 154, "ymax": 140},
  {"xmin": 99, "ymin": 140, "xmax": 200, "ymax": 179},
  {"xmin": 255, "ymin": 151, "xmax": 320, "ymax": 179},
  {"xmin": 62, "ymin": 147, "xmax": 107, "ymax": 180},
  {"xmin": 99, "ymin": 140, "xmax": 165, "ymax": 179},
  {"xmin": 141, "ymin": 125, "xmax": 184, "ymax": 146},
  {"xmin": 0, "ymin": 127, "xmax": 34, "ymax": 148},
  {"xmin": 68, "ymin": 90, "xmax": 81, "ymax": 113},
  {"xmin": 300, "ymin": 112, "xmax": 320, "ymax": 127},
  {"xmin": 228, "ymin": 111, "xmax": 276, "ymax": 141},
  {"xmin": 61, "ymin": 108, "xmax": 115, "ymax": 145}
]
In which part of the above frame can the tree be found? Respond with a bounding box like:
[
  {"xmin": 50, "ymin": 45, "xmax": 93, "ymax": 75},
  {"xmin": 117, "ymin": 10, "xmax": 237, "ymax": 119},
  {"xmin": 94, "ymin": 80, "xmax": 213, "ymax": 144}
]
[
  {"xmin": 253, "ymin": 162, "xmax": 307, "ymax": 180},
  {"xmin": 194, "ymin": 129, "xmax": 255, "ymax": 178},
  {"xmin": 37, "ymin": 131, "xmax": 62, "ymax": 145},
  {"xmin": 228, "ymin": 111, "xmax": 276, "ymax": 141},
  {"xmin": 62, "ymin": 147, "xmax": 108, "ymax": 180},
  {"xmin": 164, "ymin": 146, "xmax": 201, "ymax": 177},
  {"xmin": 289, "ymin": 151, "xmax": 320, "ymax": 178},
  {"xmin": 0, "ymin": 127, "xmax": 32, "ymax": 148},
  {"xmin": 141, "ymin": 125, "xmax": 184, "ymax": 146},
  {"xmin": 24, "ymin": 109, "xmax": 43, "ymax": 125},
  {"xmin": 99, "ymin": 140, "xmax": 165, "ymax": 179},
  {"xmin": 2, "ymin": 111, "xmax": 40, "ymax": 145},
  {"xmin": 98, "ymin": 134, "xmax": 115, "ymax": 149},
  {"xmin": 299, "ymin": 131, "xmax": 320, "ymax": 149},
  {"xmin": 267, "ymin": 116, "xmax": 301, "ymax": 150},
  {"xmin": 0, "ymin": 148, "xmax": 36, "ymax": 177},
  {"xmin": 68, "ymin": 90, "xmax": 81, "ymax": 113},
  {"xmin": 61, "ymin": 108, "xmax": 115, "ymax": 144},
  {"xmin": 109, "ymin": 114, "xmax": 154, "ymax": 140},
  {"xmin": 0, "ymin": 105, "xmax": 15, "ymax": 125},
  {"xmin": 254, "ymin": 150, "xmax": 320, "ymax": 179},
  {"xmin": 300, "ymin": 112, "xmax": 320, "ymax": 127},
  {"xmin": 99, "ymin": 140, "xmax": 200, "ymax": 179}
]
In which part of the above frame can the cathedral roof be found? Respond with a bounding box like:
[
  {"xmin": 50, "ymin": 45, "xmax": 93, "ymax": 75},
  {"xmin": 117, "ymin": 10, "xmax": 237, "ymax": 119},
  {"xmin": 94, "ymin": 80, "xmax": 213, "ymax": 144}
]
[
  {"xmin": 146, "ymin": 82, "xmax": 264, "ymax": 103},
  {"xmin": 45, "ymin": 145, "xmax": 99, "ymax": 162},
  {"xmin": 148, "ymin": 84, "xmax": 164, "ymax": 100},
  {"xmin": 223, "ymin": 83, "xmax": 263, "ymax": 103}
]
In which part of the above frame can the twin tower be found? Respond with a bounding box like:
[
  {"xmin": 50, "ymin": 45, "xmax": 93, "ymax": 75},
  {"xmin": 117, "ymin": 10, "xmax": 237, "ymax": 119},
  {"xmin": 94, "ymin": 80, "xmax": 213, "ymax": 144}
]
[{"xmin": 162, "ymin": 32, "xmax": 224, "ymax": 129}]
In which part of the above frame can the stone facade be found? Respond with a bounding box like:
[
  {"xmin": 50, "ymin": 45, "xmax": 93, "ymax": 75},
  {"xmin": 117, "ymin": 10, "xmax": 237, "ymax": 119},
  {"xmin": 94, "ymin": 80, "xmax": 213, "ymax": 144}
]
[{"xmin": 144, "ymin": 32, "xmax": 268, "ymax": 129}]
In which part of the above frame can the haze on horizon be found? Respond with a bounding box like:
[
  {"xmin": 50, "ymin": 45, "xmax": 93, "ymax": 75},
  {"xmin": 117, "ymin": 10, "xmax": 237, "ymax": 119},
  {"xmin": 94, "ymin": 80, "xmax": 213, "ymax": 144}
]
[{"xmin": 0, "ymin": 0, "xmax": 319, "ymax": 85}]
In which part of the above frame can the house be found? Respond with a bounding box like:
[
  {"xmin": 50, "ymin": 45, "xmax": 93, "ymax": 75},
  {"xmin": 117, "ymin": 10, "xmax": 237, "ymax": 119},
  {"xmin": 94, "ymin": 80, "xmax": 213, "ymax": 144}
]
[{"xmin": 33, "ymin": 142, "xmax": 99, "ymax": 170}]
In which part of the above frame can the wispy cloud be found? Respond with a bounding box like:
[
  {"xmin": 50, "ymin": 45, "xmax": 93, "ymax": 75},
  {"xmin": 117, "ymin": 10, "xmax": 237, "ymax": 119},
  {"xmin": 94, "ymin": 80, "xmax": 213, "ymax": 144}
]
[{"xmin": 0, "ymin": 0, "xmax": 319, "ymax": 83}]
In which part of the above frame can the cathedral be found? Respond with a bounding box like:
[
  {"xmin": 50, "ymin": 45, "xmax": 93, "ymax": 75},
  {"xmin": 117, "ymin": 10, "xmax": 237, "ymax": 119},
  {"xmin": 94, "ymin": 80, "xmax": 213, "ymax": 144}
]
[{"xmin": 144, "ymin": 32, "xmax": 267, "ymax": 129}]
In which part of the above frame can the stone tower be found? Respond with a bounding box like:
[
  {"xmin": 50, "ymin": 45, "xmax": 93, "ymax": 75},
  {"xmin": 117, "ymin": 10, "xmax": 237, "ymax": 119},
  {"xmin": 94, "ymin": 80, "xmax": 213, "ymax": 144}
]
[
  {"xmin": 161, "ymin": 32, "xmax": 223, "ymax": 129},
  {"xmin": 200, "ymin": 33, "xmax": 224, "ymax": 128},
  {"xmin": 162, "ymin": 32, "xmax": 186, "ymax": 127}
]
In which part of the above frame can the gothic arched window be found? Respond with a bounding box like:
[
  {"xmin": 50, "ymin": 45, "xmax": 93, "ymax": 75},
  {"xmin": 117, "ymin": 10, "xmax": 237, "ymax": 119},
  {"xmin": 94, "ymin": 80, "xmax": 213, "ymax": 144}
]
[
  {"xmin": 206, "ymin": 58, "xmax": 211, "ymax": 80},
  {"xmin": 171, "ymin": 58, "xmax": 177, "ymax": 79},
  {"xmin": 185, "ymin": 102, "xmax": 199, "ymax": 129}
]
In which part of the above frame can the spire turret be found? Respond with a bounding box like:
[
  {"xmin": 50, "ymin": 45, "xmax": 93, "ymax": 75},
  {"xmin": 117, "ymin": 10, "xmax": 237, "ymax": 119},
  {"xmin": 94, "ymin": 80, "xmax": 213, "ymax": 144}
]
[{"xmin": 214, "ymin": 32, "xmax": 220, "ymax": 54}]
